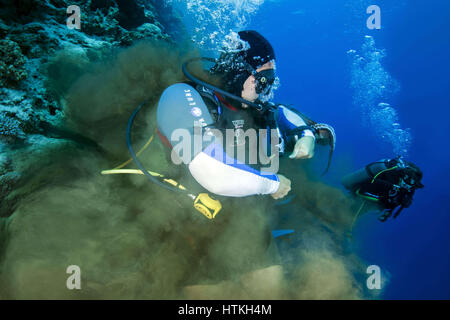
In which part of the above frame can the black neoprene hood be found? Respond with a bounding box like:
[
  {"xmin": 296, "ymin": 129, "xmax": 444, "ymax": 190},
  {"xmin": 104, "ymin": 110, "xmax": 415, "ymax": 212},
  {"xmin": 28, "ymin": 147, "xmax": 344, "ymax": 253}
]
[{"xmin": 238, "ymin": 30, "xmax": 276, "ymax": 69}]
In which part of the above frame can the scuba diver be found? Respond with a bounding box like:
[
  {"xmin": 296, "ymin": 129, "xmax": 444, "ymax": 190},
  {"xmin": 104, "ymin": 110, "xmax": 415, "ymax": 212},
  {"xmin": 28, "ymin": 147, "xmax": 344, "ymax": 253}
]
[
  {"xmin": 98, "ymin": 30, "xmax": 387, "ymax": 298},
  {"xmin": 342, "ymin": 156, "xmax": 424, "ymax": 224},
  {"xmin": 102, "ymin": 31, "xmax": 337, "ymax": 298},
  {"xmin": 155, "ymin": 30, "xmax": 336, "ymax": 204}
]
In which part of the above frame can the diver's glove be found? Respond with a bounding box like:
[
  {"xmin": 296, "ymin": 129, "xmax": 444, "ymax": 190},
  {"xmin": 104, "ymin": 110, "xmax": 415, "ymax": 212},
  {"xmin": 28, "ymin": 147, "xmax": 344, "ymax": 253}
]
[
  {"xmin": 289, "ymin": 135, "xmax": 316, "ymax": 159},
  {"xmin": 271, "ymin": 174, "xmax": 291, "ymax": 199}
]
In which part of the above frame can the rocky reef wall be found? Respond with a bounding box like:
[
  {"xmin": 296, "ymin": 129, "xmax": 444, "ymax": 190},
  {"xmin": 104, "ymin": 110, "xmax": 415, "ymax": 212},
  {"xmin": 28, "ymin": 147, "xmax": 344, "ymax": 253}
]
[{"xmin": 0, "ymin": 0, "xmax": 182, "ymax": 219}]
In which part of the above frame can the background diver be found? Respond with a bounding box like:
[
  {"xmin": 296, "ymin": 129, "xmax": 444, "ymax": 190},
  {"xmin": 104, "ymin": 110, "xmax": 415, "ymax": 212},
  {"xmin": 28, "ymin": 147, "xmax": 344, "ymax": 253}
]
[{"xmin": 342, "ymin": 156, "xmax": 424, "ymax": 232}]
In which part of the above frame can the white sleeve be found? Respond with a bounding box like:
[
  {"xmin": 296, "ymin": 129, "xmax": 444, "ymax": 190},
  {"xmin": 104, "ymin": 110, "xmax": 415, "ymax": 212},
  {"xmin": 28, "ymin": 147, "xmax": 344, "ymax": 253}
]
[
  {"xmin": 188, "ymin": 152, "xmax": 280, "ymax": 197},
  {"xmin": 279, "ymin": 105, "xmax": 315, "ymax": 139}
]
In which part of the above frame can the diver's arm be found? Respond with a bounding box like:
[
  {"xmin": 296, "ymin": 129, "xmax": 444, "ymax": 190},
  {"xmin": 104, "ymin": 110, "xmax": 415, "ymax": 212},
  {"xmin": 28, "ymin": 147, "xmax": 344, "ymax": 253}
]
[
  {"xmin": 277, "ymin": 105, "xmax": 316, "ymax": 139},
  {"xmin": 188, "ymin": 151, "xmax": 281, "ymax": 197},
  {"xmin": 277, "ymin": 105, "xmax": 316, "ymax": 159}
]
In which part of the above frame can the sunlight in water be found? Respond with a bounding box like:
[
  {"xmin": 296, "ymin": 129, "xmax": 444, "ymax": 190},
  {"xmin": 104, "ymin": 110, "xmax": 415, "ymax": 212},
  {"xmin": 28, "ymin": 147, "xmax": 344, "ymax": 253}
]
[{"xmin": 168, "ymin": 0, "xmax": 266, "ymax": 51}]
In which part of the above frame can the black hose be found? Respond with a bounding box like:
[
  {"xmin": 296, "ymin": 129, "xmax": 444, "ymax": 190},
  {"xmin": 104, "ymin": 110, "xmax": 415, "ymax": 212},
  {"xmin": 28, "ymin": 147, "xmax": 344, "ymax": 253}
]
[
  {"xmin": 126, "ymin": 99, "xmax": 183, "ymax": 193},
  {"xmin": 182, "ymin": 57, "xmax": 275, "ymax": 112}
]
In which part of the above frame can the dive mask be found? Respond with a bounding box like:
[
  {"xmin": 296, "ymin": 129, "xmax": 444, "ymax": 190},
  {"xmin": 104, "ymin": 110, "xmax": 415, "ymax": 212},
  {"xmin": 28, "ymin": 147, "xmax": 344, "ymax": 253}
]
[{"xmin": 254, "ymin": 69, "xmax": 276, "ymax": 94}]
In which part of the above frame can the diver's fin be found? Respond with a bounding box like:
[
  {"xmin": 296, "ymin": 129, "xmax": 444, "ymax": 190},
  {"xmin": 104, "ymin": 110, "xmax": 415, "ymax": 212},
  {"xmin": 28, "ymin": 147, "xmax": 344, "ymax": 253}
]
[{"xmin": 272, "ymin": 229, "xmax": 295, "ymax": 238}]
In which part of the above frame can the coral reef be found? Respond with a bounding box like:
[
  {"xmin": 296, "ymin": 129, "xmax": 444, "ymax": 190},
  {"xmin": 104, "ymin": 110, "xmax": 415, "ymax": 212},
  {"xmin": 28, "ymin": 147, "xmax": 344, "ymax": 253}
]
[
  {"xmin": 0, "ymin": 0, "xmax": 181, "ymax": 218},
  {"xmin": 0, "ymin": 40, "xmax": 27, "ymax": 87}
]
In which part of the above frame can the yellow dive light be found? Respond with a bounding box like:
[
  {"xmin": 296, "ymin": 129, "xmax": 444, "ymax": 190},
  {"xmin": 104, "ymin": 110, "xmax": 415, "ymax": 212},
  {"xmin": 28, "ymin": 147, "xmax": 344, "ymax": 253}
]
[{"xmin": 193, "ymin": 193, "xmax": 222, "ymax": 219}]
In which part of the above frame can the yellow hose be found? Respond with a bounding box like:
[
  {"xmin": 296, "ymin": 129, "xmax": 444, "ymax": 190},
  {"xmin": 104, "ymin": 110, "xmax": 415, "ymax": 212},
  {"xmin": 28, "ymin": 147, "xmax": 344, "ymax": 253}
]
[
  {"xmin": 371, "ymin": 166, "xmax": 398, "ymax": 183},
  {"xmin": 101, "ymin": 169, "xmax": 162, "ymax": 177},
  {"xmin": 350, "ymin": 200, "xmax": 366, "ymax": 232},
  {"xmin": 101, "ymin": 169, "xmax": 186, "ymax": 190},
  {"xmin": 101, "ymin": 133, "xmax": 185, "ymax": 191},
  {"xmin": 113, "ymin": 135, "xmax": 154, "ymax": 170}
]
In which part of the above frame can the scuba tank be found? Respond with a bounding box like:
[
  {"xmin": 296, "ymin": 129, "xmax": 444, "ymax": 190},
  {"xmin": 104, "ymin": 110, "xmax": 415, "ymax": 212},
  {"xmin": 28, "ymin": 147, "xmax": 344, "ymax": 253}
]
[
  {"xmin": 342, "ymin": 160, "xmax": 390, "ymax": 192},
  {"xmin": 342, "ymin": 157, "xmax": 424, "ymax": 222}
]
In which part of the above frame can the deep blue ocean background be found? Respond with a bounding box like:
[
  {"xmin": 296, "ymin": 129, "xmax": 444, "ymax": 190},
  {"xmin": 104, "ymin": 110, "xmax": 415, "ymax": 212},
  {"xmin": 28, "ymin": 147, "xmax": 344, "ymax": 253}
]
[{"xmin": 246, "ymin": 0, "xmax": 450, "ymax": 299}]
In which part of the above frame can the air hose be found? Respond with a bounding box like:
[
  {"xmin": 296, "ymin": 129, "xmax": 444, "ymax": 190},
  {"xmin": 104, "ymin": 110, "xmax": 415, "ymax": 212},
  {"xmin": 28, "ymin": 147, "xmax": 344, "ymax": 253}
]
[
  {"xmin": 126, "ymin": 99, "xmax": 181, "ymax": 193},
  {"xmin": 182, "ymin": 57, "xmax": 275, "ymax": 112}
]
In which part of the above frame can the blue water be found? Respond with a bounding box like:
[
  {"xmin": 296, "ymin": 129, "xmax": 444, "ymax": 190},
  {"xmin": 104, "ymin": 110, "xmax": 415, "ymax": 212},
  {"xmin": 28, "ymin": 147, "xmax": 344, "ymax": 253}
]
[{"xmin": 244, "ymin": 0, "xmax": 450, "ymax": 299}]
